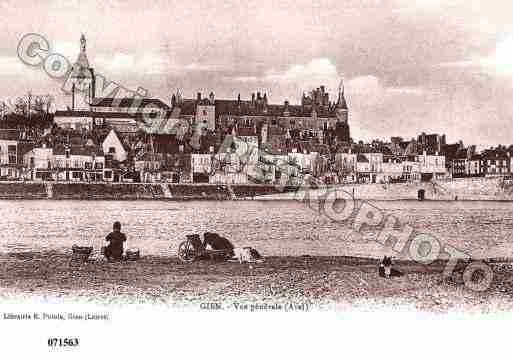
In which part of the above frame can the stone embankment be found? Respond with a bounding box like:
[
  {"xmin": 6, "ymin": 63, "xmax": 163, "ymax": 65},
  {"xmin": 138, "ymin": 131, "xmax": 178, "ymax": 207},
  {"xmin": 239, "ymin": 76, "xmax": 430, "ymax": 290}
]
[
  {"xmin": 0, "ymin": 178, "xmax": 511, "ymax": 201},
  {"xmin": 258, "ymin": 177, "xmax": 513, "ymax": 201},
  {"xmin": 0, "ymin": 182, "xmax": 295, "ymax": 200}
]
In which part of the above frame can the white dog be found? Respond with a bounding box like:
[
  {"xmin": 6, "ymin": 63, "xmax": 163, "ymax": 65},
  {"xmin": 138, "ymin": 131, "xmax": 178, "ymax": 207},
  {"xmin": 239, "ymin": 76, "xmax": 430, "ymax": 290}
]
[{"xmin": 233, "ymin": 246, "xmax": 264, "ymax": 264}]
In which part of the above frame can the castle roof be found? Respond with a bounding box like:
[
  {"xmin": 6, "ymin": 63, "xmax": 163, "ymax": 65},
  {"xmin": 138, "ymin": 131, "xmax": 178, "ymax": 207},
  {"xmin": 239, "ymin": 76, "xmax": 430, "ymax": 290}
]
[
  {"xmin": 90, "ymin": 97, "xmax": 170, "ymax": 110},
  {"xmin": 172, "ymin": 98, "xmax": 339, "ymax": 118}
]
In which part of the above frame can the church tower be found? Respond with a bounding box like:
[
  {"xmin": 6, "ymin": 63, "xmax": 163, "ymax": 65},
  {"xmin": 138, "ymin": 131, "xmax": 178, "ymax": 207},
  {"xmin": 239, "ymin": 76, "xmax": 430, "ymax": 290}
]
[
  {"xmin": 335, "ymin": 79, "xmax": 348, "ymax": 123},
  {"xmin": 70, "ymin": 34, "xmax": 95, "ymax": 110},
  {"xmin": 335, "ymin": 79, "xmax": 350, "ymax": 143}
]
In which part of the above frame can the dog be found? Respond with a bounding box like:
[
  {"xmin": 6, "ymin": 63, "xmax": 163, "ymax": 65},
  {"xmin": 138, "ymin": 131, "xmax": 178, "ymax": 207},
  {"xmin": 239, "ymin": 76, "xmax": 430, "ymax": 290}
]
[
  {"xmin": 378, "ymin": 256, "xmax": 403, "ymax": 278},
  {"xmin": 233, "ymin": 246, "xmax": 264, "ymax": 264}
]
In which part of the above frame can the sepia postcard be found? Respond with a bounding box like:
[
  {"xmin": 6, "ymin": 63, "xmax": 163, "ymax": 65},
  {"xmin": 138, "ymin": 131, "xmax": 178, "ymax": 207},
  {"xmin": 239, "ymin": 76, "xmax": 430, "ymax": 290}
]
[{"xmin": 1, "ymin": 0, "xmax": 513, "ymax": 357}]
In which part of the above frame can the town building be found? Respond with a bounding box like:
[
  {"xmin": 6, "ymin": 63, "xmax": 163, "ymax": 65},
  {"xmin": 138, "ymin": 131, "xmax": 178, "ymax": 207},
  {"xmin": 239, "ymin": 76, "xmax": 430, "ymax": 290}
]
[
  {"xmin": 191, "ymin": 153, "xmax": 212, "ymax": 183},
  {"xmin": 102, "ymin": 129, "xmax": 128, "ymax": 163},
  {"xmin": 0, "ymin": 129, "xmax": 34, "ymax": 179},
  {"xmin": 417, "ymin": 132, "xmax": 446, "ymax": 155},
  {"xmin": 417, "ymin": 151, "xmax": 446, "ymax": 181},
  {"xmin": 24, "ymin": 145, "xmax": 53, "ymax": 180},
  {"xmin": 50, "ymin": 144, "xmax": 105, "ymax": 182},
  {"xmin": 334, "ymin": 152, "xmax": 357, "ymax": 183},
  {"xmin": 482, "ymin": 147, "xmax": 511, "ymax": 177},
  {"xmin": 356, "ymin": 152, "xmax": 383, "ymax": 183}
]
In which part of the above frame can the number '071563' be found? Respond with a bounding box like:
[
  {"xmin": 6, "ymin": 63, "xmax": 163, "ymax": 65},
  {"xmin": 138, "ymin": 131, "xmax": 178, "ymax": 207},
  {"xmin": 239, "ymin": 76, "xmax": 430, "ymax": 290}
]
[{"xmin": 47, "ymin": 338, "xmax": 79, "ymax": 347}]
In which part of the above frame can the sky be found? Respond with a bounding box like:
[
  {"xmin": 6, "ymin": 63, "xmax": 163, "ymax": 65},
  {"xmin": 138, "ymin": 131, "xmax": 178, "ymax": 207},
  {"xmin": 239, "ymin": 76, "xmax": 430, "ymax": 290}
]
[{"xmin": 1, "ymin": 0, "xmax": 513, "ymax": 148}]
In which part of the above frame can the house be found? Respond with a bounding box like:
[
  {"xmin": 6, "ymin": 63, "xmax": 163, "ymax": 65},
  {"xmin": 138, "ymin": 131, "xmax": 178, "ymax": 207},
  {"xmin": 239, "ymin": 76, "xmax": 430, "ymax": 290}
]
[
  {"xmin": 163, "ymin": 153, "xmax": 192, "ymax": 183},
  {"xmin": 211, "ymin": 138, "xmax": 249, "ymax": 184},
  {"xmin": 24, "ymin": 146, "xmax": 53, "ymax": 180},
  {"xmin": 0, "ymin": 129, "xmax": 34, "ymax": 179},
  {"xmin": 191, "ymin": 153, "xmax": 212, "ymax": 183},
  {"xmin": 335, "ymin": 152, "xmax": 357, "ymax": 183},
  {"xmin": 402, "ymin": 157, "xmax": 420, "ymax": 182},
  {"xmin": 194, "ymin": 92, "xmax": 216, "ymax": 132},
  {"xmin": 256, "ymin": 144, "xmax": 289, "ymax": 184},
  {"xmin": 288, "ymin": 148, "xmax": 319, "ymax": 175},
  {"xmin": 466, "ymin": 154, "xmax": 483, "ymax": 177},
  {"xmin": 356, "ymin": 152, "xmax": 383, "ymax": 183},
  {"xmin": 443, "ymin": 141, "xmax": 467, "ymax": 174},
  {"xmin": 102, "ymin": 129, "xmax": 128, "ymax": 163},
  {"xmin": 135, "ymin": 149, "xmax": 191, "ymax": 183},
  {"xmin": 389, "ymin": 137, "xmax": 418, "ymax": 157},
  {"xmin": 134, "ymin": 152, "xmax": 163, "ymax": 183},
  {"xmin": 380, "ymin": 157, "xmax": 405, "ymax": 183},
  {"xmin": 451, "ymin": 157, "xmax": 467, "ymax": 178},
  {"xmin": 482, "ymin": 147, "xmax": 511, "ymax": 177},
  {"xmin": 54, "ymin": 111, "xmax": 94, "ymax": 130},
  {"xmin": 417, "ymin": 151, "xmax": 446, "ymax": 181},
  {"xmin": 52, "ymin": 144, "xmax": 105, "ymax": 182}
]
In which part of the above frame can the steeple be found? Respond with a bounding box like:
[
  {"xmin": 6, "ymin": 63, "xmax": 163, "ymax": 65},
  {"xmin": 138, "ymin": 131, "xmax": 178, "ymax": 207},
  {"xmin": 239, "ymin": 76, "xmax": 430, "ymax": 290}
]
[
  {"xmin": 69, "ymin": 34, "xmax": 95, "ymax": 110},
  {"xmin": 336, "ymin": 78, "xmax": 348, "ymax": 110},
  {"xmin": 80, "ymin": 33, "xmax": 86, "ymax": 52},
  {"xmin": 75, "ymin": 33, "xmax": 91, "ymax": 71}
]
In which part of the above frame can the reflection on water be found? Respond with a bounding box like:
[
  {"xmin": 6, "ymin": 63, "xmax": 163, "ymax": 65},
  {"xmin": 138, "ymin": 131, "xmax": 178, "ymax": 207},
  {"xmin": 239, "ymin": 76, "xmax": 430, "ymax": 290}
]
[{"xmin": 1, "ymin": 200, "xmax": 513, "ymax": 258}]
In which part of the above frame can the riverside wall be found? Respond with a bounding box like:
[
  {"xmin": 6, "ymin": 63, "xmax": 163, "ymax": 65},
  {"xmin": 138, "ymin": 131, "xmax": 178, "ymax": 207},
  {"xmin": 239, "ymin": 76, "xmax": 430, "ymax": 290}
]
[
  {"xmin": 257, "ymin": 177, "xmax": 513, "ymax": 201},
  {"xmin": 0, "ymin": 178, "xmax": 511, "ymax": 201},
  {"xmin": 0, "ymin": 182, "xmax": 296, "ymax": 200}
]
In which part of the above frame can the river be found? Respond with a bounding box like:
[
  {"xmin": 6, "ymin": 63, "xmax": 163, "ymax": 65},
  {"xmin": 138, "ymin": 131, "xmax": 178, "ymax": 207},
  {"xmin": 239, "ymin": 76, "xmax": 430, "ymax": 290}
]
[{"xmin": 1, "ymin": 200, "xmax": 513, "ymax": 259}]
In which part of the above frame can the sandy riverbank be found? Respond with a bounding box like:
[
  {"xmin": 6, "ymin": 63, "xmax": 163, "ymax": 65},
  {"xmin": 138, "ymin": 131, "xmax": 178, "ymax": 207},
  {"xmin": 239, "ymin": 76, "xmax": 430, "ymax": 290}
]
[{"xmin": 1, "ymin": 250, "xmax": 512, "ymax": 312}]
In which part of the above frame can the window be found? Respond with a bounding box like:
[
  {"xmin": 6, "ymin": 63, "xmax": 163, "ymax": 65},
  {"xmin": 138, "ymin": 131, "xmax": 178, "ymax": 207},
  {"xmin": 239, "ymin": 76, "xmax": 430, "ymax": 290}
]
[
  {"xmin": 95, "ymin": 162, "xmax": 103, "ymax": 170},
  {"xmin": 65, "ymin": 149, "xmax": 70, "ymax": 158},
  {"xmin": 104, "ymin": 170, "xmax": 112, "ymax": 179},
  {"xmin": 8, "ymin": 144, "xmax": 16, "ymax": 163},
  {"xmin": 85, "ymin": 162, "xmax": 92, "ymax": 169},
  {"xmin": 109, "ymin": 147, "xmax": 116, "ymax": 154}
]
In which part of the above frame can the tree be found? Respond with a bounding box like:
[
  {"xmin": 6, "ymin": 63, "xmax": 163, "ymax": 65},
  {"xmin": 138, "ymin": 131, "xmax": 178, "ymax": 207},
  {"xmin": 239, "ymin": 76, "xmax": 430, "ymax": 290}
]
[
  {"xmin": 14, "ymin": 96, "xmax": 27, "ymax": 116},
  {"xmin": 32, "ymin": 94, "xmax": 54, "ymax": 114}
]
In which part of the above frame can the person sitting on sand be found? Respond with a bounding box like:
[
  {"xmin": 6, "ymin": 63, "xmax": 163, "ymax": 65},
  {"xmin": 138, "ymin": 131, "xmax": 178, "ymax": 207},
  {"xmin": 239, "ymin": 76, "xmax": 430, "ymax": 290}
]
[{"xmin": 103, "ymin": 221, "xmax": 127, "ymax": 261}]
